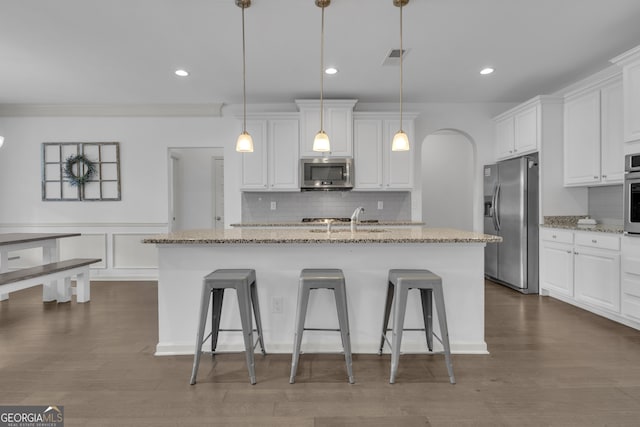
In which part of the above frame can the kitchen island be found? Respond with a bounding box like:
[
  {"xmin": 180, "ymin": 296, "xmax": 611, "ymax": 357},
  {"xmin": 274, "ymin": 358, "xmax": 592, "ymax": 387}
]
[{"xmin": 144, "ymin": 227, "xmax": 501, "ymax": 356}]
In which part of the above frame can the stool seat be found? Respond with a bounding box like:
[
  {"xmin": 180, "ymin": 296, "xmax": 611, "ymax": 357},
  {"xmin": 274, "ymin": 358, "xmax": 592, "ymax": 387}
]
[
  {"xmin": 190, "ymin": 268, "xmax": 265, "ymax": 386},
  {"xmin": 380, "ymin": 269, "xmax": 455, "ymax": 384},
  {"xmin": 290, "ymin": 268, "xmax": 355, "ymax": 384}
]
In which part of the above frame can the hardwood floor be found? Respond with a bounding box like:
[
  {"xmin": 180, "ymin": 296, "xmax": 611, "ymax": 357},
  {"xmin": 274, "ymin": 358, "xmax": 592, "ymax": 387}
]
[{"xmin": 1, "ymin": 280, "xmax": 640, "ymax": 426}]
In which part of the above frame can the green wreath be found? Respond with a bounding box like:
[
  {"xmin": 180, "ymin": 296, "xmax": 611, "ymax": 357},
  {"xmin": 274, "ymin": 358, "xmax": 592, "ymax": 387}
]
[{"xmin": 64, "ymin": 154, "xmax": 96, "ymax": 186}]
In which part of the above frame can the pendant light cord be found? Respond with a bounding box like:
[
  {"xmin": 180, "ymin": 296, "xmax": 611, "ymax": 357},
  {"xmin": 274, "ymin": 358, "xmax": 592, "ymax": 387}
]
[
  {"xmin": 399, "ymin": 2, "xmax": 403, "ymax": 130},
  {"xmin": 319, "ymin": 4, "xmax": 325, "ymax": 132},
  {"xmin": 242, "ymin": 5, "xmax": 247, "ymax": 133}
]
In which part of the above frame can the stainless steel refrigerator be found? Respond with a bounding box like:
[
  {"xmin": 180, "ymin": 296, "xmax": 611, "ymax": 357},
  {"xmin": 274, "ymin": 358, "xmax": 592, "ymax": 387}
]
[{"xmin": 483, "ymin": 153, "xmax": 539, "ymax": 294}]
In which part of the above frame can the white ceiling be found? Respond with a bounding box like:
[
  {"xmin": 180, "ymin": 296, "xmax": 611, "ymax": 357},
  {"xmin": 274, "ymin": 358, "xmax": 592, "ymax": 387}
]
[{"xmin": 2, "ymin": 0, "xmax": 640, "ymax": 106}]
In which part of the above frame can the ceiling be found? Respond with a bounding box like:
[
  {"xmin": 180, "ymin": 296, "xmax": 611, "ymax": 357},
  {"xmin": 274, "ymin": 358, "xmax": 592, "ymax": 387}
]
[{"xmin": 2, "ymin": 0, "xmax": 640, "ymax": 106}]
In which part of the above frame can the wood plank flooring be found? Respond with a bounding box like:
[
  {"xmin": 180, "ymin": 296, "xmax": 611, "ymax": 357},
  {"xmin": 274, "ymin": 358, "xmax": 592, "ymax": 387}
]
[{"xmin": 1, "ymin": 280, "xmax": 640, "ymax": 426}]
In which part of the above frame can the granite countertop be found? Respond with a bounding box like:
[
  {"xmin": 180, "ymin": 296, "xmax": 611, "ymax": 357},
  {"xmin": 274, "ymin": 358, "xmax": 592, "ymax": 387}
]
[
  {"xmin": 143, "ymin": 227, "xmax": 502, "ymax": 244},
  {"xmin": 230, "ymin": 220, "xmax": 424, "ymax": 227},
  {"xmin": 541, "ymin": 216, "xmax": 623, "ymax": 234}
]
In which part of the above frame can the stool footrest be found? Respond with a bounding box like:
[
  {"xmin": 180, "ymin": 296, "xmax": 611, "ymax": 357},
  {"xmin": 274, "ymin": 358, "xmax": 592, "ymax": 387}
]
[{"xmin": 303, "ymin": 328, "xmax": 341, "ymax": 332}]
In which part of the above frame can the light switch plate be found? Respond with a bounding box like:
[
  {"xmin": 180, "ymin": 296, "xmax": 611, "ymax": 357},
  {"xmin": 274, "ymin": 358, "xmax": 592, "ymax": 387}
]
[
  {"xmin": 270, "ymin": 201, "xmax": 277, "ymax": 210},
  {"xmin": 377, "ymin": 201, "xmax": 384, "ymax": 210}
]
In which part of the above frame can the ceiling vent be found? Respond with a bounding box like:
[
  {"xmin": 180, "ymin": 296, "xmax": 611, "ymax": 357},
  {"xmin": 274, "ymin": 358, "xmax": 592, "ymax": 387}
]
[{"xmin": 382, "ymin": 48, "xmax": 410, "ymax": 66}]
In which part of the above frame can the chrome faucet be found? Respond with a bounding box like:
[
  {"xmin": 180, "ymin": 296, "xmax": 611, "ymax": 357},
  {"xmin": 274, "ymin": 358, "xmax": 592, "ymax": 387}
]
[{"xmin": 350, "ymin": 207, "xmax": 365, "ymax": 232}]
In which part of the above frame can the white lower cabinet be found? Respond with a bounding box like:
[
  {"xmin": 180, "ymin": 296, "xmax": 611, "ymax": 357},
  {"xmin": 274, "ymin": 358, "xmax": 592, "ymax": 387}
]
[
  {"xmin": 540, "ymin": 229, "xmax": 574, "ymax": 296},
  {"xmin": 621, "ymin": 236, "xmax": 640, "ymax": 323},
  {"xmin": 573, "ymin": 246, "xmax": 621, "ymax": 313},
  {"xmin": 540, "ymin": 228, "xmax": 628, "ymax": 325}
]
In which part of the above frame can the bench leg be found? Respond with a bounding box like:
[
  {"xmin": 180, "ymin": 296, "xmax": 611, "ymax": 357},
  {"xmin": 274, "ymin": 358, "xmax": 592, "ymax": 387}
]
[
  {"xmin": 75, "ymin": 268, "xmax": 91, "ymax": 303},
  {"xmin": 57, "ymin": 277, "xmax": 72, "ymax": 303},
  {"xmin": 42, "ymin": 279, "xmax": 58, "ymax": 302}
]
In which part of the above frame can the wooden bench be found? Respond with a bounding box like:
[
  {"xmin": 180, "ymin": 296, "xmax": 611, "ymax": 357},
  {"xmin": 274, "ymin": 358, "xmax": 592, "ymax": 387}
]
[{"xmin": 0, "ymin": 258, "xmax": 101, "ymax": 303}]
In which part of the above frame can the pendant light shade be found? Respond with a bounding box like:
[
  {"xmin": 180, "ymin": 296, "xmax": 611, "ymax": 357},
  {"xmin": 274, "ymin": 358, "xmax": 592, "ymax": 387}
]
[
  {"xmin": 313, "ymin": 130, "xmax": 330, "ymax": 152},
  {"xmin": 0, "ymin": 136, "xmax": 4, "ymax": 148},
  {"xmin": 313, "ymin": 0, "xmax": 331, "ymax": 153},
  {"xmin": 235, "ymin": 0, "xmax": 253, "ymax": 153},
  {"xmin": 392, "ymin": 0, "xmax": 410, "ymax": 152},
  {"xmin": 392, "ymin": 130, "xmax": 409, "ymax": 151},
  {"xmin": 236, "ymin": 131, "xmax": 254, "ymax": 152}
]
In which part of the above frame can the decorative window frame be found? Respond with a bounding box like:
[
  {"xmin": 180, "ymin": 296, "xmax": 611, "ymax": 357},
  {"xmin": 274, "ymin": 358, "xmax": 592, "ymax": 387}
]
[{"xmin": 41, "ymin": 142, "xmax": 121, "ymax": 201}]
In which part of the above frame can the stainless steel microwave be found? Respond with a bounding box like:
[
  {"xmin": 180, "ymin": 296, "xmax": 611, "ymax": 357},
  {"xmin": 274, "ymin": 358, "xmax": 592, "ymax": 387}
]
[{"xmin": 300, "ymin": 157, "xmax": 354, "ymax": 190}]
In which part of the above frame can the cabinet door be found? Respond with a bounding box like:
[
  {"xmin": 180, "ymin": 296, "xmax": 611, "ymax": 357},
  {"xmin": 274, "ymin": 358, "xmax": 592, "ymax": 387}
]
[
  {"xmin": 269, "ymin": 119, "xmax": 299, "ymax": 190},
  {"xmin": 623, "ymin": 60, "xmax": 640, "ymax": 143},
  {"xmin": 299, "ymin": 108, "xmax": 321, "ymax": 157},
  {"xmin": 298, "ymin": 107, "xmax": 353, "ymax": 157},
  {"xmin": 600, "ymin": 80, "xmax": 624, "ymax": 183},
  {"xmin": 540, "ymin": 241, "xmax": 574, "ymax": 297},
  {"xmin": 495, "ymin": 116, "xmax": 515, "ymax": 159},
  {"xmin": 384, "ymin": 119, "xmax": 414, "ymax": 189},
  {"xmin": 513, "ymin": 106, "xmax": 538, "ymax": 154},
  {"xmin": 240, "ymin": 120, "xmax": 268, "ymax": 190},
  {"xmin": 564, "ymin": 90, "xmax": 601, "ymax": 186},
  {"xmin": 574, "ymin": 247, "xmax": 621, "ymax": 313},
  {"xmin": 353, "ymin": 119, "xmax": 383, "ymax": 189},
  {"xmin": 325, "ymin": 107, "xmax": 353, "ymax": 157}
]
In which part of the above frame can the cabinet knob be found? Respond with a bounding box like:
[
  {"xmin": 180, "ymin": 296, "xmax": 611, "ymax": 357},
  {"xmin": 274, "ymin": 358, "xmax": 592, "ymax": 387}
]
[
  {"xmin": 552, "ymin": 235, "xmax": 556, "ymax": 238},
  {"xmin": 602, "ymin": 175, "xmax": 607, "ymax": 179},
  {"xmin": 574, "ymin": 251, "xmax": 579, "ymax": 255},
  {"xmin": 566, "ymin": 250, "xmax": 572, "ymax": 254},
  {"xmin": 594, "ymin": 176, "xmax": 599, "ymax": 179},
  {"xmin": 592, "ymin": 239, "xmax": 597, "ymax": 243}
]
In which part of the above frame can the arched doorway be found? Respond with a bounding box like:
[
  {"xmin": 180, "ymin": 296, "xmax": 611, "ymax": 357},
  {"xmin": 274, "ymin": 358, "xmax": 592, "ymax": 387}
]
[{"xmin": 421, "ymin": 130, "xmax": 476, "ymax": 231}]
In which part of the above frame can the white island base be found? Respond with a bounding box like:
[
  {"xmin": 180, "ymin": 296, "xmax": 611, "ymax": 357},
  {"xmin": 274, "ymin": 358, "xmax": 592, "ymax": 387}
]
[{"xmin": 154, "ymin": 241, "xmax": 489, "ymax": 356}]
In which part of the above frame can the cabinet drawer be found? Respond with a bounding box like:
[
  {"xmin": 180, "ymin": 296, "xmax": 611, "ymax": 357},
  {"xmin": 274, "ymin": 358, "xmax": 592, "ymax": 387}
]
[
  {"xmin": 540, "ymin": 228, "xmax": 573, "ymax": 244},
  {"xmin": 574, "ymin": 232, "xmax": 620, "ymax": 250}
]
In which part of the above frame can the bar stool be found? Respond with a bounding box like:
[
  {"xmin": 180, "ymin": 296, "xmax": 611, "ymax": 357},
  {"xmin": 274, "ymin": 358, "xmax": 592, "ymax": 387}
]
[
  {"xmin": 290, "ymin": 268, "xmax": 355, "ymax": 384},
  {"xmin": 190, "ymin": 269, "xmax": 266, "ymax": 385},
  {"xmin": 378, "ymin": 269, "xmax": 455, "ymax": 384}
]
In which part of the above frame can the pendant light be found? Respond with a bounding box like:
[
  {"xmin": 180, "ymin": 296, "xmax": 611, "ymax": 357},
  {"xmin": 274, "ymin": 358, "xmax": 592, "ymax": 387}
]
[
  {"xmin": 392, "ymin": 0, "xmax": 410, "ymax": 152},
  {"xmin": 0, "ymin": 136, "xmax": 4, "ymax": 148},
  {"xmin": 313, "ymin": 0, "xmax": 331, "ymax": 153},
  {"xmin": 235, "ymin": 0, "xmax": 253, "ymax": 153}
]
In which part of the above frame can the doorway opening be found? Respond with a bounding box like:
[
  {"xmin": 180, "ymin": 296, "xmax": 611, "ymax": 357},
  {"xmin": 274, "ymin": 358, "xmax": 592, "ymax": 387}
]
[
  {"xmin": 168, "ymin": 148, "xmax": 224, "ymax": 231},
  {"xmin": 421, "ymin": 130, "xmax": 476, "ymax": 231}
]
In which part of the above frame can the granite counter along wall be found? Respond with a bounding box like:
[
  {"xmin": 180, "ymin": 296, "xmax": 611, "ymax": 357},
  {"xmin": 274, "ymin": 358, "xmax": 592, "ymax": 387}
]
[{"xmin": 241, "ymin": 191, "xmax": 411, "ymax": 222}]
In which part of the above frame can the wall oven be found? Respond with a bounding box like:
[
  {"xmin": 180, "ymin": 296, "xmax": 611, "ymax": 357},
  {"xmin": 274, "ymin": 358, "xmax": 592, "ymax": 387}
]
[{"xmin": 624, "ymin": 154, "xmax": 640, "ymax": 234}]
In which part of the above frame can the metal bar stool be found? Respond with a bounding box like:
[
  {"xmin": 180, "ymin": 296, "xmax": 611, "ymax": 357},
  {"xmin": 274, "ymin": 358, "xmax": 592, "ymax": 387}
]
[
  {"xmin": 378, "ymin": 269, "xmax": 455, "ymax": 384},
  {"xmin": 290, "ymin": 268, "xmax": 355, "ymax": 384},
  {"xmin": 190, "ymin": 269, "xmax": 266, "ymax": 385}
]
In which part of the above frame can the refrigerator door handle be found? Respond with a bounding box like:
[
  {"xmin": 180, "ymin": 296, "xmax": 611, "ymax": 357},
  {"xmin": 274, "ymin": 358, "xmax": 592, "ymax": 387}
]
[{"xmin": 494, "ymin": 184, "xmax": 501, "ymax": 231}]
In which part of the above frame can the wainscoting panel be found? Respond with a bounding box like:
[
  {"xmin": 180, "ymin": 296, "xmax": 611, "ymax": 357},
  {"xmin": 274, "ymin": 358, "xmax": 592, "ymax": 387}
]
[
  {"xmin": 60, "ymin": 233, "xmax": 107, "ymax": 268},
  {"xmin": 112, "ymin": 233, "xmax": 158, "ymax": 269}
]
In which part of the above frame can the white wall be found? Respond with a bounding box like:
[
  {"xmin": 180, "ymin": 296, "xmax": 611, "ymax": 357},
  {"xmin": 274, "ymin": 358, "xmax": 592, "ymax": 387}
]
[
  {"xmin": 421, "ymin": 132, "xmax": 474, "ymax": 230},
  {"xmin": 0, "ymin": 101, "xmax": 512, "ymax": 278}
]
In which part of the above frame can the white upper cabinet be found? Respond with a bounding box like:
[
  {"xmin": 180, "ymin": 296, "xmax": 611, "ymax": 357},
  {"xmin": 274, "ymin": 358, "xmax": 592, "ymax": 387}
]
[
  {"xmin": 563, "ymin": 76, "xmax": 623, "ymax": 186},
  {"xmin": 240, "ymin": 115, "xmax": 299, "ymax": 191},
  {"xmin": 494, "ymin": 99, "xmax": 542, "ymax": 160},
  {"xmin": 240, "ymin": 120, "xmax": 268, "ymax": 190},
  {"xmin": 296, "ymin": 99, "xmax": 357, "ymax": 158},
  {"xmin": 611, "ymin": 45, "xmax": 640, "ymax": 143},
  {"xmin": 353, "ymin": 113, "xmax": 416, "ymax": 191}
]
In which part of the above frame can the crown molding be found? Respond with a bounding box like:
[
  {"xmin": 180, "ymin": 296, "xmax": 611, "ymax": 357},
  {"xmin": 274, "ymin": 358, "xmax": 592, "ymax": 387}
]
[{"xmin": 0, "ymin": 103, "xmax": 223, "ymax": 117}]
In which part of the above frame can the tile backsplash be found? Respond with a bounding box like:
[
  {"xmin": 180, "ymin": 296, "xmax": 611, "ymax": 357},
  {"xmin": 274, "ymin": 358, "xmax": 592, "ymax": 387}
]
[
  {"xmin": 588, "ymin": 184, "xmax": 623, "ymax": 225},
  {"xmin": 241, "ymin": 191, "xmax": 411, "ymax": 222}
]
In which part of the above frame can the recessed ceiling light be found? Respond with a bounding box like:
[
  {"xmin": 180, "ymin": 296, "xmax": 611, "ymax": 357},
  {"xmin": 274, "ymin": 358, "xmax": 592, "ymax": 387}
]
[
  {"xmin": 175, "ymin": 69, "xmax": 189, "ymax": 77},
  {"xmin": 325, "ymin": 67, "xmax": 338, "ymax": 75},
  {"xmin": 480, "ymin": 67, "xmax": 494, "ymax": 75}
]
